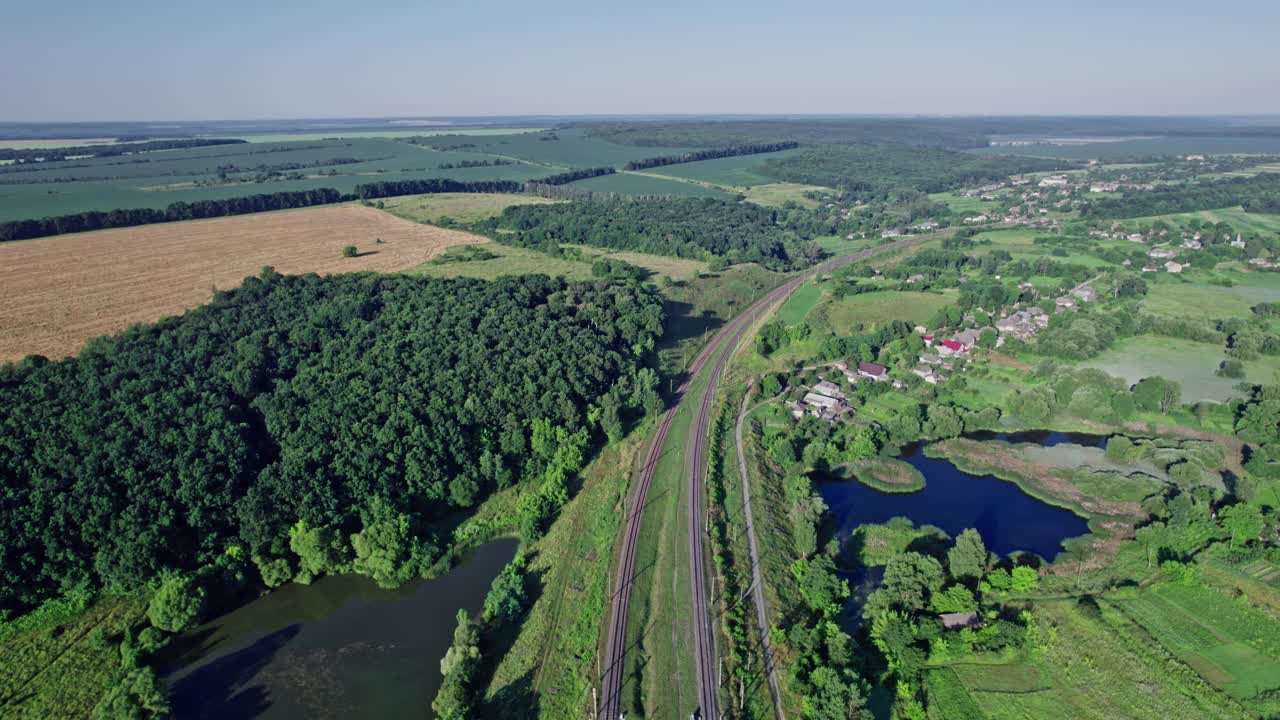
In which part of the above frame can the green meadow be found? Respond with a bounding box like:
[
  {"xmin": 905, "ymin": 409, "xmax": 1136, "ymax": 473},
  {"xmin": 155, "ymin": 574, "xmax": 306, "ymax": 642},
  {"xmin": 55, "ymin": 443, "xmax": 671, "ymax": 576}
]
[{"xmin": 1083, "ymin": 335, "xmax": 1280, "ymax": 402}]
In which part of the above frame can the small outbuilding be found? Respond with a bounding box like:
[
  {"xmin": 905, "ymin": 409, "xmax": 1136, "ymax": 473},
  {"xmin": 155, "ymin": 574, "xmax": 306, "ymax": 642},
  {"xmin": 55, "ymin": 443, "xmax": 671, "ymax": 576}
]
[{"xmin": 939, "ymin": 611, "xmax": 983, "ymax": 631}]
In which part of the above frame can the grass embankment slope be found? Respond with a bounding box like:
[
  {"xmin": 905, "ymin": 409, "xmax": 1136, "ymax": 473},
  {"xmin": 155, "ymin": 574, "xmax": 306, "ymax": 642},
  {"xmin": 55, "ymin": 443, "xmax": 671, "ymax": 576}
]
[
  {"xmin": 0, "ymin": 205, "xmax": 483, "ymax": 362},
  {"xmin": 479, "ymin": 422, "xmax": 648, "ymax": 718}
]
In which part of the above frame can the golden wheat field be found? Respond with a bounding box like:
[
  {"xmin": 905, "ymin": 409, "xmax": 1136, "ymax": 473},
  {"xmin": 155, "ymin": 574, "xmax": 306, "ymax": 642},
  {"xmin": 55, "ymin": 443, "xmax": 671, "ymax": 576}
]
[{"xmin": 0, "ymin": 205, "xmax": 485, "ymax": 361}]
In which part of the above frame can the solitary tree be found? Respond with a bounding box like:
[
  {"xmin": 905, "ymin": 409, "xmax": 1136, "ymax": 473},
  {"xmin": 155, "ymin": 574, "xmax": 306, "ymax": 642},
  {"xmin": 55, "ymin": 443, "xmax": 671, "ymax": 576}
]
[
  {"xmin": 147, "ymin": 572, "xmax": 206, "ymax": 632},
  {"xmin": 948, "ymin": 528, "xmax": 988, "ymax": 581},
  {"xmin": 342, "ymin": 245, "xmax": 358, "ymax": 258}
]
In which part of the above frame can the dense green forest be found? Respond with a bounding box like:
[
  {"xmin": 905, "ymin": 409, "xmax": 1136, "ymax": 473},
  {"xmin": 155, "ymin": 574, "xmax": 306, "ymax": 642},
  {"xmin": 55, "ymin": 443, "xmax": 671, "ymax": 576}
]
[
  {"xmin": 485, "ymin": 197, "xmax": 821, "ymax": 270},
  {"xmin": 622, "ymin": 142, "xmax": 798, "ymax": 170},
  {"xmin": 1083, "ymin": 172, "xmax": 1280, "ymax": 218},
  {"xmin": 758, "ymin": 144, "xmax": 1069, "ymax": 197},
  {"xmin": 0, "ymin": 271, "xmax": 664, "ymax": 612}
]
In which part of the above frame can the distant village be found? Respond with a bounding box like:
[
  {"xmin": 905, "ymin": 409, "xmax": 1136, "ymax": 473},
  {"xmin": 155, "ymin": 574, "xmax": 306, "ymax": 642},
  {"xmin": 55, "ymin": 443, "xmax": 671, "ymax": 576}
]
[{"xmin": 787, "ymin": 280, "xmax": 1100, "ymax": 423}]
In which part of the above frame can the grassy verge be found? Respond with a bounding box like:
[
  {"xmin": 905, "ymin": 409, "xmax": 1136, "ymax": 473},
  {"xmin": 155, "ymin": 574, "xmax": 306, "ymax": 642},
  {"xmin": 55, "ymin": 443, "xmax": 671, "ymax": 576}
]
[
  {"xmin": 621, "ymin": 370, "xmax": 707, "ymax": 718},
  {"xmin": 0, "ymin": 595, "xmax": 149, "ymax": 719},
  {"xmin": 480, "ymin": 425, "xmax": 646, "ymax": 718}
]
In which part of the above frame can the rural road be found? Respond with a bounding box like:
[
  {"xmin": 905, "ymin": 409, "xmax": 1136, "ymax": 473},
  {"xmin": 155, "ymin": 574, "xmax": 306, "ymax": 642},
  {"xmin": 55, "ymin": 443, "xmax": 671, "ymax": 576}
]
[
  {"xmin": 734, "ymin": 388, "xmax": 786, "ymax": 720},
  {"xmin": 597, "ymin": 232, "xmax": 941, "ymax": 720}
]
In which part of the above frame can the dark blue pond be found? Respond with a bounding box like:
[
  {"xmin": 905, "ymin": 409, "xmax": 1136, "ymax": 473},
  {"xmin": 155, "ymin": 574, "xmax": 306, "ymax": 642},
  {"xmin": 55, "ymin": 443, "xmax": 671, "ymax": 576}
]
[{"xmin": 819, "ymin": 431, "xmax": 1102, "ymax": 560}]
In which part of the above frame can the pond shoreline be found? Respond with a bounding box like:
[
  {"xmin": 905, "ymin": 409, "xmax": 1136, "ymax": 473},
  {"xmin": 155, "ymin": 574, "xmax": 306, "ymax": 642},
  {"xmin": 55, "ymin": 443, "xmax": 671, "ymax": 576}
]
[{"xmin": 160, "ymin": 539, "xmax": 518, "ymax": 720}]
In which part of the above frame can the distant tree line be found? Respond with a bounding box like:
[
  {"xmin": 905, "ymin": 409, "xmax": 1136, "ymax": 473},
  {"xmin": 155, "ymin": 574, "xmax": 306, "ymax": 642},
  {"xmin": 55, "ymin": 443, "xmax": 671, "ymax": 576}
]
[
  {"xmin": 757, "ymin": 144, "xmax": 1069, "ymax": 198},
  {"xmin": 527, "ymin": 166, "xmax": 615, "ymax": 185},
  {"xmin": 484, "ymin": 197, "xmax": 819, "ymax": 270},
  {"xmin": 352, "ymin": 178, "xmax": 521, "ymax": 200},
  {"xmin": 622, "ymin": 142, "xmax": 799, "ymax": 170},
  {"xmin": 437, "ymin": 159, "xmax": 514, "ymax": 169},
  {"xmin": 1082, "ymin": 173, "xmax": 1280, "ymax": 218},
  {"xmin": 0, "ymin": 188, "xmax": 344, "ymax": 241},
  {"xmin": 0, "ymin": 270, "xmax": 664, "ymax": 613},
  {"xmin": 0, "ymin": 166, "xmax": 628, "ymax": 241},
  {"xmin": 0, "ymin": 138, "xmax": 247, "ymax": 163}
]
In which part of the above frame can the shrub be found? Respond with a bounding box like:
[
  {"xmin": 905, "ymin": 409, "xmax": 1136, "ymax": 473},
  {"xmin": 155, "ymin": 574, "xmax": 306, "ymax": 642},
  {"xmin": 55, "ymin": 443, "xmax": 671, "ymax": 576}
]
[{"xmin": 342, "ymin": 245, "xmax": 358, "ymax": 258}]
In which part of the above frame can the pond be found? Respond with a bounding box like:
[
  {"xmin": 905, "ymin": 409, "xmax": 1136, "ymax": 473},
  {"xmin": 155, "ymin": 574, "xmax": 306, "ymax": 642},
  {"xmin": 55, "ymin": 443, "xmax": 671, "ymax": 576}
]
[
  {"xmin": 160, "ymin": 539, "xmax": 518, "ymax": 720},
  {"xmin": 819, "ymin": 431, "xmax": 1102, "ymax": 560}
]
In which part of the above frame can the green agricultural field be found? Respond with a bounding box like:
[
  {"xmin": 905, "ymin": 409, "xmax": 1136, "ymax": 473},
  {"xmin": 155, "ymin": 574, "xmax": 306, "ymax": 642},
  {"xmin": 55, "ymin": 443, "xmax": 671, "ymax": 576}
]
[
  {"xmin": 0, "ymin": 137, "xmax": 549, "ymax": 222},
  {"xmin": 427, "ymin": 128, "xmax": 695, "ymax": 169},
  {"xmin": 1125, "ymin": 206, "xmax": 1280, "ymax": 237},
  {"xmin": 973, "ymin": 228, "xmax": 1113, "ymax": 268},
  {"xmin": 776, "ymin": 279, "xmax": 823, "ymax": 324},
  {"xmin": 815, "ymin": 235, "xmax": 878, "ymax": 255},
  {"xmin": 1140, "ymin": 280, "xmax": 1260, "ymax": 321},
  {"xmin": 953, "ymin": 598, "xmax": 1249, "ymax": 719},
  {"xmin": 1083, "ymin": 335, "xmax": 1280, "ymax": 402},
  {"xmin": 409, "ymin": 240, "xmax": 707, "ymax": 285},
  {"xmin": 567, "ymin": 171, "xmax": 733, "ymax": 198},
  {"xmin": 228, "ymin": 127, "xmax": 547, "ymax": 143},
  {"xmin": 379, "ymin": 192, "xmax": 558, "ymax": 225},
  {"xmin": 824, "ymin": 289, "xmax": 957, "ymax": 332},
  {"xmin": 641, "ymin": 148, "xmax": 804, "ymax": 186},
  {"xmin": 741, "ymin": 182, "xmax": 826, "ymax": 208},
  {"xmin": 1112, "ymin": 582, "xmax": 1280, "ymax": 703},
  {"xmin": 928, "ymin": 191, "xmax": 1000, "ymax": 214}
]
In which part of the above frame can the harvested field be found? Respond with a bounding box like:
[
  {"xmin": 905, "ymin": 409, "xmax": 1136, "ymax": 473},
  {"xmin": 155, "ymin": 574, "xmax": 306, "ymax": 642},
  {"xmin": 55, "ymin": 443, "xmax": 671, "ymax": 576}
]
[{"xmin": 0, "ymin": 205, "xmax": 484, "ymax": 362}]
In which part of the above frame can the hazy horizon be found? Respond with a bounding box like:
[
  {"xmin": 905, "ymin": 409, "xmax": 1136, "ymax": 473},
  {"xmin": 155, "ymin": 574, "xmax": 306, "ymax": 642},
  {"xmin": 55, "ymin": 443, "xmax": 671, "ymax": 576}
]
[{"xmin": 5, "ymin": 0, "xmax": 1279, "ymax": 122}]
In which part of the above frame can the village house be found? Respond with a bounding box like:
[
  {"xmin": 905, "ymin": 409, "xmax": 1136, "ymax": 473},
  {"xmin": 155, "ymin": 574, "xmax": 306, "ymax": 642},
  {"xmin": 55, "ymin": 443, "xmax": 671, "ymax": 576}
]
[
  {"xmin": 1127, "ymin": 233, "xmax": 1147, "ymax": 243},
  {"xmin": 1147, "ymin": 247, "xmax": 1177, "ymax": 260},
  {"xmin": 911, "ymin": 365, "xmax": 944, "ymax": 384},
  {"xmin": 1142, "ymin": 264, "xmax": 1158, "ymax": 272},
  {"xmin": 857, "ymin": 361, "xmax": 889, "ymax": 382},
  {"xmin": 812, "ymin": 380, "xmax": 845, "ymax": 399},
  {"xmin": 953, "ymin": 328, "xmax": 982, "ymax": 349},
  {"xmin": 919, "ymin": 353, "xmax": 942, "ymax": 365},
  {"xmin": 881, "ymin": 229, "xmax": 902, "ymax": 238},
  {"xmin": 1038, "ymin": 175, "xmax": 1069, "ymax": 188},
  {"xmin": 1055, "ymin": 296, "xmax": 1075, "ymax": 309},
  {"xmin": 1182, "ymin": 239, "xmax": 1202, "ymax": 250},
  {"xmin": 937, "ymin": 339, "xmax": 965, "ymax": 357},
  {"xmin": 1249, "ymin": 257, "xmax": 1274, "ymax": 268},
  {"xmin": 1165, "ymin": 261, "xmax": 1184, "ymax": 273},
  {"xmin": 1232, "ymin": 235, "xmax": 1247, "ymax": 249},
  {"xmin": 906, "ymin": 273, "xmax": 926, "ymax": 284},
  {"xmin": 1071, "ymin": 286, "xmax": 1096, "ymax": 302}
]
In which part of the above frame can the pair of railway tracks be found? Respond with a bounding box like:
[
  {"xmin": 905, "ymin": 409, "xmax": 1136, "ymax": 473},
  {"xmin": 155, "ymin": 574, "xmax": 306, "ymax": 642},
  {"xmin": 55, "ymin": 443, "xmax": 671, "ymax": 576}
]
[{"xmin": 598, "ymin": 234, "xmax": 937, "ymax": 719}]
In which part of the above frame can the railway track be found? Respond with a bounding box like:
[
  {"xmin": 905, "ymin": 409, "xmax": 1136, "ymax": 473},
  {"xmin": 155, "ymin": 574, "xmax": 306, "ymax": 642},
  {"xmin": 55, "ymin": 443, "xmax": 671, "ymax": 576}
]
[{"xmin": 597, "ymin": 233, "xmax": 937, "ymax": 719}]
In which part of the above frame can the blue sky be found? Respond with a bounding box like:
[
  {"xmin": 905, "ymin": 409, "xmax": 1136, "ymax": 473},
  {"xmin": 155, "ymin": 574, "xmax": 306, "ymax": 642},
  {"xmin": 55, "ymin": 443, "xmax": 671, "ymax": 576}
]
[{"xmin": 3, "ymin": 0, "xmax": 1278, "ymax": 120}]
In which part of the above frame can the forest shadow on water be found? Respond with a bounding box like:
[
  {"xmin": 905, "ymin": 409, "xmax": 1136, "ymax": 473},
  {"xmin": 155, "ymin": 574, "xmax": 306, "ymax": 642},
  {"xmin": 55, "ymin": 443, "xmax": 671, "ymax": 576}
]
[{"xmin": 165, "ymin": 624, "xmax": 299, "ymax": 719}]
